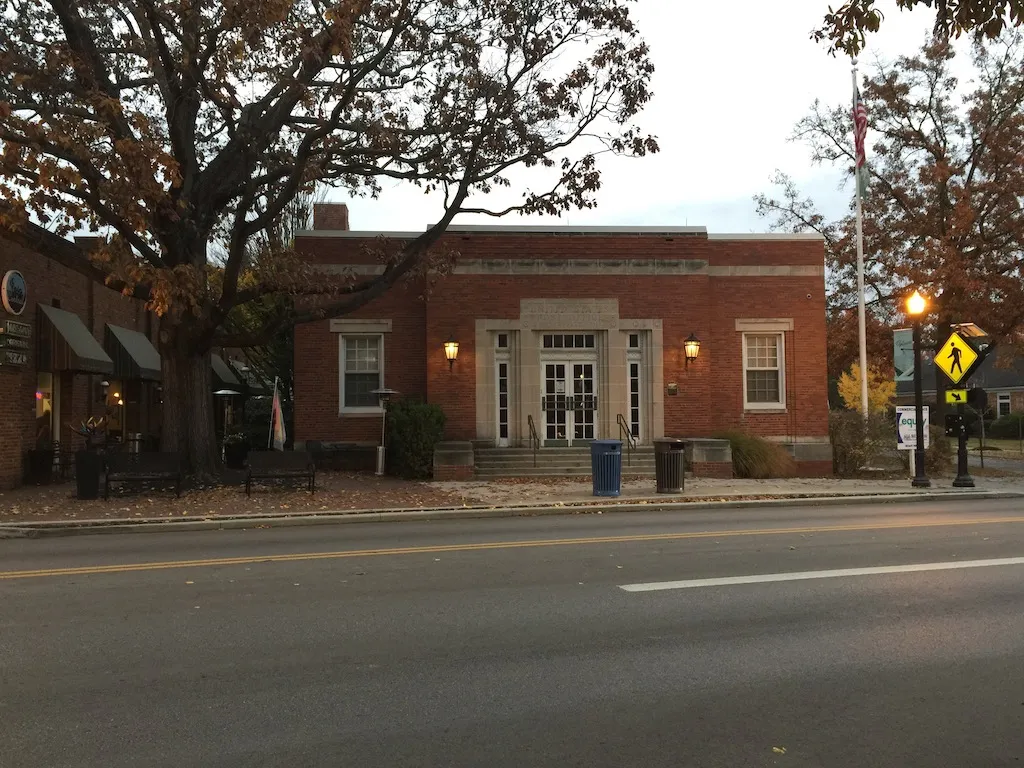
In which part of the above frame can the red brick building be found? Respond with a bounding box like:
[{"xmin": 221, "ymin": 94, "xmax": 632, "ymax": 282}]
[
  {"xmin": 0, "ymin": 228, "xmax": 160, "ymax": 488},
  {"xmin": 294, "ymin": 205, "xmax": 833, "ymax": 475},
  {"xmin": 0, "ymin": 227, "xmax": 254, "ymax": 489}
]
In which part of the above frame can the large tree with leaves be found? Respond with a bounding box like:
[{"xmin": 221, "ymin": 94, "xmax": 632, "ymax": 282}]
[
  {"xmin": 817, "ymin": 0, "xmax": 1024, "ymax": 55},
  {"xmin": 757, "ymin": 35, "xmax": 1024, "ymax": 410},
  {"xmin": 0, "ymin": 0, "xmax": 656, "ymax": 475}
]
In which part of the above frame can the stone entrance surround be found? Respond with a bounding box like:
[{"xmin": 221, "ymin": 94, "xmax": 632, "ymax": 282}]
[{"xmin": 475, "ymin": 299, "xmax": 665, "ymax": 447}]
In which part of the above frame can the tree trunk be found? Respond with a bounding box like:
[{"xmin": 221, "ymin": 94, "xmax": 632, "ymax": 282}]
[{"xmin": 161, "ymin": 351, "xmax": 220, "ymax": 480}]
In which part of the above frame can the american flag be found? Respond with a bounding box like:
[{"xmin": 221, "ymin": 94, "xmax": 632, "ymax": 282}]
[
  {"xmin": 270, "ymin": 378, "xmax": 287, "ymax": 450},
  {"xmin": 853, "ymin": 86, "xmax": 868, "ymax": 198}
]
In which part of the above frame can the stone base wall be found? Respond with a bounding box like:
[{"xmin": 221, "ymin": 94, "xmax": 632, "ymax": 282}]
[
  {"xmin": 777, "ymin": 438, "xmax": 834, "ymax": 478},
  {"xmin": 691, "ymin": 461, "xmax": 733, "ymax": 479},
  {"xmin": 434, "ymin": 464, "xmax": 475, "ymax": 481},
  {"xmin": 433, "ymin": 441, "xmax": 475, "ymax": 481},
  {"xmin": 794, "ymin": 460, "xmax": 834, "ymax": 477}
]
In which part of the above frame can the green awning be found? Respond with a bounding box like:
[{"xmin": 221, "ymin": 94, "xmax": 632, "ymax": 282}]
[
  {"xmin": 104, "ymin": 324, "xmax": 162, "ymax": 381},
  {"xmin": 211, "ymin": 354, "xmax": 243, "ymax": 394},
  {"xmin": 37, "ymin": 305, "xmax": 114, "ymax": 375}
]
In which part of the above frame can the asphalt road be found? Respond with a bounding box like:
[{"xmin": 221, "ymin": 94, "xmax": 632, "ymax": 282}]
[
  {"xmin": 3, "ymin": 499, "xmax": 1024, "ymax": 767},
  {"xmin": 968, "ymin": 451, "xmax": 1024, "ymax": 472}
]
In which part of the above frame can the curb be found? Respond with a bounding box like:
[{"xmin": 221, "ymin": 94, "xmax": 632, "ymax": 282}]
[{"xmin": 1, "ymin": 489, "xmax": 1021, "ymax": 539}]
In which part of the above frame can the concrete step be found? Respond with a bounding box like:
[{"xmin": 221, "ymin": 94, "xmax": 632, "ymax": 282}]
[
  {"xmin": 474, "ymin": 447, "xmax": 659, "ymax": 477},
  {"xmin": 476, "ymin": 449, "xmax": 654, "ymax": 459},
  {"xmin": 475, "ymin": 453, "xmax": 655, "ymax": 462},
  {"xmin": 474, "ymin": 455, "xmax": 656, "ymax": 464},
  {"xmin": 473, "ymin": 466, "xmax": 657, "ymax": 477},
  {"xmin": 475, "ymin": 460, "xmax": 659, "ymax": 473}
]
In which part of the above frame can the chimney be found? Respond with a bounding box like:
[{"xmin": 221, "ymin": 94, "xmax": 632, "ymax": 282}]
[{"xmin": 312, "ymin": 203, "xmax": 350, "ymax": 231}]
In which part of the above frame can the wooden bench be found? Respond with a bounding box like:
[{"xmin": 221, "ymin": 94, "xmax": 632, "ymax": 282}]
[
  {"xmin": 104, "ymin": 452, "xmax": 183, "ymax": 499},
  {"xmin": 246, "ymin": 451, "xmax": 315, "ymax": 496}
]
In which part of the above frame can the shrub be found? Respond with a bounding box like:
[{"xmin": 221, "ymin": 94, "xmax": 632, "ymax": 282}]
[
  {"xmin": 896, "ymin": 424, "xmax": 953, "ymax": 475},
  {"xmin": 386, "ymin": 399, "xmax": 446, "ymax": 479},
  {"xmin": 713, "ymin": 430, "xmax": 796, "ymax": 479},
  {"xmin": 925, "ymin": 425, "xmax": 953, "ymax": 474},
  {"xmin": 829, "ymin": 410, "xmax": 895, "ymax": 476},
  {"xmin": 987, "ymin": 412, "xmax": 1024, "ymax": 440}
]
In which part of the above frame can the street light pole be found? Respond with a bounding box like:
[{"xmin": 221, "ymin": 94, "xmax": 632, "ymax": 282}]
[{"xmin": 911, "ymin": 316, "xmax": 930, "ymax": 488}]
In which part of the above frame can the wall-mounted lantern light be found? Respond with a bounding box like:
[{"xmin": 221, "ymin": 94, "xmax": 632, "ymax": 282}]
[
  {"xmin": 444, "ymin": 336, "xmax": 460, "ymax": 371},
  {"xmin": 683, "ymin": 333, "xmax": 701, "ymax": 366}
]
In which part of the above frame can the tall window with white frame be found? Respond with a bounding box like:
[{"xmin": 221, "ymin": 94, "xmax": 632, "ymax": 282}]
[
  {"xmin": 495, "ymin": 332, "xmax": 510, "ymax": 446},
  {"xmin": 627, "ymin": 332, "xmax": 642, "ymax": 441},
  {"xmin": 340, "ymin": 335, "xmax": 383, "ymax": 411},
  {"xmin": 997, "ymin": 393, "xmax": 1012, "ymax": 419},
  {"xmin": 743, "ymin": 333, "xmax": 785, "ymax": 409}
]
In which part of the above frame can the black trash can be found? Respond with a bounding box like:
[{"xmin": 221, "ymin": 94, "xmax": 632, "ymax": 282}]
[
  {"xmin": 654, "ymin": 438, "xmax": 686, "ymax": 494},
  {"xmin": 75, "ymin": 450, "xmax": 102, "ymax": 500},
  {"xmin": 590, "ymin": 439, "xmax": 623, "ymax": 497}
]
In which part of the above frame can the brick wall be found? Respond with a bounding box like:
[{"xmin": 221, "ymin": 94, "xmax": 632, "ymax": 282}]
[
  {"xmin": 293, "ymin": 230, "xmax": 830, "ymax": 470},
  {"xmin": 707, "ymin": 273, "xmax": 829, "ymax": 439},
  {"xmin": 293, "ymin": 277, "xmax": 427, "ymax": 444},
  {"xmin": 691, "ymin": 461, "xmax": 733, "ymax": 479},
  {"xmin": 0, "ymin": 232, "xmax": 155, "ymax": 488},
  {"xmin": 433, "ymin": 465, "xmax": 474, "ymax": 481}
]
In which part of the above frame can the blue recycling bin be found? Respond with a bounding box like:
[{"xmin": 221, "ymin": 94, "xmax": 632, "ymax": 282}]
[{"xmin": 590, "ymin": 439, "xmax": 623, "ymax": 497}]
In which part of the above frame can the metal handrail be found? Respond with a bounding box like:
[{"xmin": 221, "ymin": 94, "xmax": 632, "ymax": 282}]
[
  {"xmin": 617, "ymin": 413, "xmax": 637, "ymax": 466},
  {"xmin": 526, "ymin": 414, "xmax": 541, "ymax": 467}
]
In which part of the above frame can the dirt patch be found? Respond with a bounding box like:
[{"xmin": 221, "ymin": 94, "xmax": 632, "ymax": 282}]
[{"xmin": 0, "ymin": 472, "xmax": 474, "ymax": 523}]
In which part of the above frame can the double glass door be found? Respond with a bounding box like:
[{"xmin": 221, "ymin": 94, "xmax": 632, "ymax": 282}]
[{"xmin": 543, "ymin": 362, "xmax": 596, "ymax": 445}]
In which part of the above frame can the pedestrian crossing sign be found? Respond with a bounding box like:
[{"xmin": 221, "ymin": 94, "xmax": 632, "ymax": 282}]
[{"xmin": 935, "ymin": 332, "xmax": 978, "ymax": 385}]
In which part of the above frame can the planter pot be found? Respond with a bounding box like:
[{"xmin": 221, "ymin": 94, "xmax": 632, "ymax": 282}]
[
  {"xmin": 224, "ymin": 441, "xmax": 249, "ymax": 470},
  {"xmin": 75, "ymin": 450, "xmax": 102, "ymax": 500},
  {"xmin": 26, "ymin": 449, "xmax": 54, "ymax": 485}
]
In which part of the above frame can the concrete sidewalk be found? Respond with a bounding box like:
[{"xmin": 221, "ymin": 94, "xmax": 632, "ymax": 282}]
[
  {"xmin": 2, "ymin": 475, "xmax": 1022, "ymax": 538},
  {"xmin": 434, "ymin": 475, "xmax": 1024, "ymax": 506}
]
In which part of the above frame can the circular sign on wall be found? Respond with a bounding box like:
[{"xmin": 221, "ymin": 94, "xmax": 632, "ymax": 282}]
[{"xmin": 2, "ymin": 270, "xmax": 27, "ymax": 315}]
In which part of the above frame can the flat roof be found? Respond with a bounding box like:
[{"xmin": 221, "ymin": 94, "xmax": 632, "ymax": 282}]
[{"xmin": 296, "ymin": 226, "xmax": 824, "ymax": 240}]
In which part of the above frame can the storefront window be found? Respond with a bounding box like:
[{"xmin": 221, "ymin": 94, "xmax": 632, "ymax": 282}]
[
  {"xmin": 35, "ymin": 373, "xmax": 53, "ymax": 447},
  {"xmin": 105, "ymin": 379, "xmax": 125, "ymax": 438}
]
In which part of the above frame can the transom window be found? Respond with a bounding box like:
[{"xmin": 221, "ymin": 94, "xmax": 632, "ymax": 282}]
[
  {"xmin": 340, "ymin": 335, "xmax": 383, "ymax": 410},
  {"xmin": 542, "ymin": 333, "xmax": 595, "ymax": 349},
  {"xmin": 743, "ymin": 333, "xmax": 785, "ymax": 409}
]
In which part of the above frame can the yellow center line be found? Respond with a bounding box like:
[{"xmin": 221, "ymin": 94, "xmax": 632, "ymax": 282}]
[{"xmin": 4, "ymin": 516, "xmax": 1024, "ymax": 581}]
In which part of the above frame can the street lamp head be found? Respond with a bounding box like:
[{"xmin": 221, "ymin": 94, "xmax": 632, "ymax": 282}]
[{"xmin": 905, "ymin": 289, "xmax": 927, "ymax": 317}]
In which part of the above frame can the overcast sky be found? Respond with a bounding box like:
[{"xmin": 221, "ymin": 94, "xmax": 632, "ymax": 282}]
[{"xmin": 337, "ymin": 0, "xmax": 948, "ymax": 234}]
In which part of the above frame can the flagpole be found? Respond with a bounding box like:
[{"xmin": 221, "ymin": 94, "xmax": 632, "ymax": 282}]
[
  {"xmin": 853, "ymin": 57, "xmax": 869, "ymax": 419},
  {"xmin": 268, "ymin": 376, "xmax": 278, "ymax": 450}
]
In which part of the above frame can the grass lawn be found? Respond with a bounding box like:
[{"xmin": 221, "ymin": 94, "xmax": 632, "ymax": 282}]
[{"xmin": 969, "ymin": 438, "xmax": 1024, "ymax": 458}]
